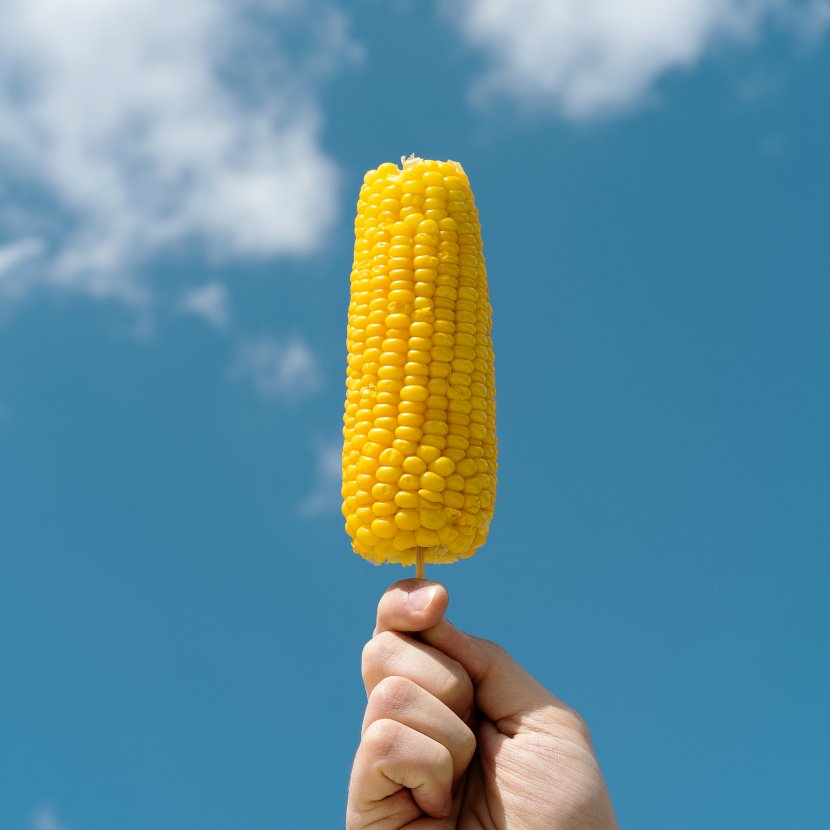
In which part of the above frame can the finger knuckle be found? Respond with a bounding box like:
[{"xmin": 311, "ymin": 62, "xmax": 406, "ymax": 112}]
[
  {"xmin": 360, "ymin": 640, "xmax": 375, "ymax": 679},
  {"xmin": 434, "ymin": 741, "xmax": 454, "ymax": 778},
  {"xmin": 361, "ymin": 631, "xmax": 401, "ymax": 681},
  {"xmin": 370, "ymin": 674, "xmax": 417, "ymax": 718},
  {"xmin": 479, "ymin": 636, "xmax": 508, "ymax": 659},
  {"xmin": 459, "ymin": 722, "xmax": 477, "ymax": 766},
  {"xmin": 362, "ymin": 717, "xmax": 402, "ymax": 758}
]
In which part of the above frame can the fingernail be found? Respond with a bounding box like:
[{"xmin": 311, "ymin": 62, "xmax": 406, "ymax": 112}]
[{"xmin": 407, "ymin": 585, "xmax": 438, "ymax": 612}]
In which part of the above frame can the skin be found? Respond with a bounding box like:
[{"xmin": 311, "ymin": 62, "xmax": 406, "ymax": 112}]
[{"xmin": 347, "ymin": 579, "xmax": 618, "ymax": 830}]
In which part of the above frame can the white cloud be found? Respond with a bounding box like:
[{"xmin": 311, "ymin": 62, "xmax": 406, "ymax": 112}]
[
  {"xmin": 31, "ymin": 806, "xmax": 68, "ymax": 830},
  {"xmin": 442, "ymin": 0, "xmax": 826, "ymax": 118},
  {"xmin": 0, "ymin": 237, "xmax": 45, "ymax": 282},
  {"xmin": 300, "ymin": 441, "xmax": 342, "ymax": 517},
  {"xmin": 229, "ymin": 335, "xmax": 322, "ymax": 402},
  {"xmin": 179, "ymin": 282, "xmax": 231, "ymax": 329},
  {"xmin": 0, "ymin": 0, "xmax": 358, "ymax": 303}
]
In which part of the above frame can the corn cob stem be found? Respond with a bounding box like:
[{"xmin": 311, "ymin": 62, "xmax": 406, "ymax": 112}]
[{"xmin": 416, "ymin": 546, "xmax": 425, "ymax": 580}]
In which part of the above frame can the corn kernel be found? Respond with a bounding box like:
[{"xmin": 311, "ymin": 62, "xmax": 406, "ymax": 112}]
[
  {"xmin": 401, "ymin": 385, "xmax": 428, "ymax": 402},
  {"xmin": 398, "ymin": 473, "xmax": 420, "ymax": 490},
  {"xmin": 430, "ymin": 456, "xmax": 455, "ymax": 476},
  {"xmin": 394, "ymin": 491, "xmax": 419, "ymax": 509},
  {"xmin": 395, "ymin": 510, "xmax": 420, "ymax": 531},
  {"xmin": 376, "ymin": 466, "xmax": 402, "ymax": 484},
  {"xmin": 371, "ymin": 482, "xmax": 395, "ymax": 500},
  {"xmin": 371, "ymin": 518, "xmax": 397, "ymax": 539},
  {"xmin": 402, "ymin": 456, "xmax": 427, "ymax": 475},
  {"xmin": 456, "ymin": 459, "xmax": 477, "ymax": 477},
  {"xmin": 379, "ymin": 448, "xmax": 404, "ymax": 467},
  {"xmin": 416, "ymin": 528, "xmax": 440, "ymax": 547},
  {"xmin": 444, "ymin": 490, "xmax": 465, "ymax": 510},
  {"xmin": 420, "ymin": 471, "xmax": 446, "ymax": 492},
  {"xmin": 416, "ymin": 445, "xmax": 441, "ymax": 465},
  {"xmin": 421, "ymin": 510, "xmax": 446, "ymax": 530},
  {"xmin": 418, "ymin": 488, "xmax": 443, "ymax": 504},
  {"xmin": 393, "ymin": 531, "xmax": 417, "ymax": 551}
]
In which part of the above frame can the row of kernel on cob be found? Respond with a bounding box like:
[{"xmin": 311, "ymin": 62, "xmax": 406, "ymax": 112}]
[{"xmin": 342, "ymin": 156, "xmax": 497, "ymax": 569}]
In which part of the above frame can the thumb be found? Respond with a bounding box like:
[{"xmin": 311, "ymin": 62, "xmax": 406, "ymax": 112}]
[
  {"xmin": 373, "ymin": 579, "xmax": 450, "ymax": 636},
  {"xmin": 373, "ymin": 580, "xmax": 580, "ymax": 736},
  {"xmin": 420, "ymin": 619, "xmax": 581, "ymax": 736}
]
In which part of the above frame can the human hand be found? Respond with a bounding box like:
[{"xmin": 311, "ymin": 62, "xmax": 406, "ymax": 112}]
[{"xmin": 346, "ymin": 579, "xmax": 618, "ymax": 829}]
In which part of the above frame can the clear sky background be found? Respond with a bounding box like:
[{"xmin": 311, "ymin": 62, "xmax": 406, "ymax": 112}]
[{"xmin": 1, "ymin": 1, "xmax": 828, "ymax": 828}]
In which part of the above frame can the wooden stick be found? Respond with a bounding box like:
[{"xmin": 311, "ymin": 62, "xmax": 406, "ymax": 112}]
[{"xmin": 416, "ymin": 546, "xmax": 425, "ymax": 580}]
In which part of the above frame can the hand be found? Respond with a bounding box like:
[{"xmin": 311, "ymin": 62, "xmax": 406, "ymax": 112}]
[{"xmin": 346, "ymin": 579, "xmax": 618, "ymax": 829}]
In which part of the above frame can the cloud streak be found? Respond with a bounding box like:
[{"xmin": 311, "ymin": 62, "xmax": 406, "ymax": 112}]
[
  {"xmin": 787, "ymin": 0, "xmax": 830, "ymax": 43},
  {"xmin": 300, "ymin": 442, "xmax": 342, "ymax": 517},
  {"xmin": 0, "ymin": 0, "xmax": 358, "ymax": 304},
  {"xmin": 443, "ymin": 0, "xmax": 828, "ymax": 118},
  {"xmin": 0, "ymin": 237, "xmax": 45, "ymax": 288},
  {"xmin": 31, "ymin": 806, "xmax": 68, "ymax": 830},
  {"xmin": 229, "ymin": 335, "xmax": 322, "ymax": 403},
  {"xmin": 179, "ymin": 282, "xmax": 231, "ymax": 330}
]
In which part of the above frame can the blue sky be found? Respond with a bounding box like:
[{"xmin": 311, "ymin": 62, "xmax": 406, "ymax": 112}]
[{"xmin": 1, "ymin": 1, "xmax": 828, "ymax": 828}]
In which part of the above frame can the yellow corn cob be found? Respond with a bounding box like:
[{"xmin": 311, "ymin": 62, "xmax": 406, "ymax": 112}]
[{"xmin": 342, "ymin": 155, "xmax": 496, "ymax": 566}]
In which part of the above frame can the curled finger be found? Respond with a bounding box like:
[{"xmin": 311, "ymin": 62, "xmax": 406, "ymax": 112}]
[
  {"xmin": 362, "ymin": 630, "xmax": 474, "ymax": 719},
  {"xmin": 348, "ymin": 717, "xmax": 454, "ymax": 821},
  {"xmin": 362, "ymin": 675, "xmax": 476, "ymax": 782}
]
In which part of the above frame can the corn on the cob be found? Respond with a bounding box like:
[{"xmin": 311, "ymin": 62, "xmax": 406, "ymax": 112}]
[{"xmin": 341, "ymin": 156, "xmax": 496, "ymax": 566}]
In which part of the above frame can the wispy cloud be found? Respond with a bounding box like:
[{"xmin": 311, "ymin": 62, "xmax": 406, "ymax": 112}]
[
  {"xmin": 0, "ymin": 0, "xmax": 359, "ymax": 304},
  {"xmin": 785, "ymin": 0, "xmax": 830, "ymax": 43},
  {"xmin": 179, "ymin": 282, "xmax": 231, "ymax": 330},
  {"xmin": 31, "ymin": 806, "xmax": 68, "ymax": 830},
  {"xmin": 300, "ymin": 441, "xmax": 342, "ymax": 517},
  {"xmin": 442, "ymin": 0, "xmax": 828, "ymax": 118},
  {"xmin": 0, "ymin": 237, "xmax": 45, "ymax": 289},
  {"xmin": 229, "ymin": 335, "xmax": 322, "ymax": 402}
]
